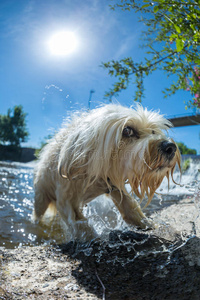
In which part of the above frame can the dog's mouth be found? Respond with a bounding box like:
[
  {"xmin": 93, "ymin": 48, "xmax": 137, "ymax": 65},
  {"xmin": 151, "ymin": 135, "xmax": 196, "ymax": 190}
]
[
  {"xmin": 143, "ymin": 155, "xmax": 176, "ymax": 173},
  {"xmin": 143, "ymin": 160, "xmax": 167, "ymax": 172}
]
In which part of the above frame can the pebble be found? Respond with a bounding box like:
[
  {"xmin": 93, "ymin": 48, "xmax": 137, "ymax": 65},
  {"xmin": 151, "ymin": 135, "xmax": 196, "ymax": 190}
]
[{"xmin": 64, "ymin": 283, "xmax": 80, "ymax": 291}]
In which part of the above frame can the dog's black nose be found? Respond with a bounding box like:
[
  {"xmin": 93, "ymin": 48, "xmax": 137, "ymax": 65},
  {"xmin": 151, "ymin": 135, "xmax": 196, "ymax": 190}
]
[{"xmin": 160, "ymin": 141, "xmax": 177, "ymax": 158}]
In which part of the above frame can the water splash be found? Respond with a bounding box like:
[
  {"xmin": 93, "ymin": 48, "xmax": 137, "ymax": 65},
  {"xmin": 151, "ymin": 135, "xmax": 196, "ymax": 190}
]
[
  {"xmin": 0, "ymin": 162, "xmax": 65, "ymax": 248},
  {"xmin": 42, "ymin": 84, "xmax": 63, "ymax": 103},
  {"xmin": 0, "ymin": 158, "xmax": 200, "ymax": 271}
]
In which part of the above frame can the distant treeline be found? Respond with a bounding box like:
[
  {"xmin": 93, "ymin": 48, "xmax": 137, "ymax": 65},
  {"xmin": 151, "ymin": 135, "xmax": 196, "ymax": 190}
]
[
  {"xmin": 177, "ymin": 142, "xmax": 197, "ymax": 155},
  {"xmin": 0, "ymin": 105, "xmax": 33, "ymax": 162},
  {"xmin": 0, "ymin": 105, "xmax": 29, "ymax": 147},
  {"xmin": 0, "ymin": 145, "xmax": 36, "ymax": 162}
]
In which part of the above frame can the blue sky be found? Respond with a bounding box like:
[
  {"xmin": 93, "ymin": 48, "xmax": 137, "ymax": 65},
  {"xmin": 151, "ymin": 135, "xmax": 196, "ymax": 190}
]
[{"xmin": 0, "ymin": 0, "xmax": 199, "ymax": 152}]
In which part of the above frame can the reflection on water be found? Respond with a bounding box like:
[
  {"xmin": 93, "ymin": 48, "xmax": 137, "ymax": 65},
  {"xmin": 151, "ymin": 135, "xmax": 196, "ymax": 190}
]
[
  {"xmin": 0, "ymin": 162, "xmax": 66, "ymax": 248},
  {"xmin": 0, "ymin": 159, "xmax": 199, "ymax": 249}
]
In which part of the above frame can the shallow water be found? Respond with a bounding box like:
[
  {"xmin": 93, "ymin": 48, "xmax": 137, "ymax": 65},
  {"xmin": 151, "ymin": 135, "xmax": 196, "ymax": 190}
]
[
  {"xmin": 0, "ymin": 159, "xmax": 199, "ymax": 249},
  {"xmin": 0, "ymin": 161, "xmax": 66, "ymax": 248}
]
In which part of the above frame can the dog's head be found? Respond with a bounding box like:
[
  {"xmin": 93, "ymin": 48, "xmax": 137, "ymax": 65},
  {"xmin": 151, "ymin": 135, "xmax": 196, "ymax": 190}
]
[{"xmin": 58, "ymin": 104, "xmax": 181, "ymax": 204}]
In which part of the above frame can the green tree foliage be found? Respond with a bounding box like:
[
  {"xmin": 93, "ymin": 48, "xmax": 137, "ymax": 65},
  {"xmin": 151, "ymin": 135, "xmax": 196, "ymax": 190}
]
[
  {"xmin": 182, "ymin": 158, "xmax": 191, "ymax": 172},
  {"xmin": 0, "ymin": 105, "xmax": 29, "ymax": 147},
  {"xmin": 103, "ymin": 0, "xmax": 200, "ymax": 108},
  {"xmin": 177, "ymin": 142, "xmax": 197, "ymax": 154}
]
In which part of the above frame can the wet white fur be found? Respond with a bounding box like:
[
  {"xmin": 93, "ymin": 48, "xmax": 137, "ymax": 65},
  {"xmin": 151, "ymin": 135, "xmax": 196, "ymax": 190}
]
[{"xmin": 33, "ymin": 104, "xmax": 180, "ymax": 239}]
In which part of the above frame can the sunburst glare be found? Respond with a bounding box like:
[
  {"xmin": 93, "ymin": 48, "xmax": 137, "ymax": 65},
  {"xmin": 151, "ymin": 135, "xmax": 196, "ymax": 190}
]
[{"xmin": 48, "ymin": 31, "xmax": 78, "ymax": 56}]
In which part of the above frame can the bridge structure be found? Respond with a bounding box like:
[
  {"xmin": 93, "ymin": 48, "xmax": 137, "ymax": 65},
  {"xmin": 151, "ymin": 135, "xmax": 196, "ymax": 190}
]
[{"xmin": 167, "ymin": 113, "xmax": 200, "ymax": 127}]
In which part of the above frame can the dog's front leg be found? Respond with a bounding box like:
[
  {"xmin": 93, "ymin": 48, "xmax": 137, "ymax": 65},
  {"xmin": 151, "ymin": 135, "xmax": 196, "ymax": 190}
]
[{"xmin": 110, "ymin": 189, "xmax": 152, "ymax": 229}]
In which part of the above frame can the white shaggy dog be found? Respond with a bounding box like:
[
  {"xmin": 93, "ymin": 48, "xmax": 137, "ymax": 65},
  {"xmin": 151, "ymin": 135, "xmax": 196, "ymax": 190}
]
[{"xmin": 33, "ymin": 104, "xmax": 181, "ymax": 239}]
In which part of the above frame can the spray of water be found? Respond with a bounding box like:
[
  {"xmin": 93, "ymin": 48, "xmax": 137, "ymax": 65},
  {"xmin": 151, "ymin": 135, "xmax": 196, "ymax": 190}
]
[{"xmin": 0, "ymin": 158, "xmax": 200, "ymax": 269}]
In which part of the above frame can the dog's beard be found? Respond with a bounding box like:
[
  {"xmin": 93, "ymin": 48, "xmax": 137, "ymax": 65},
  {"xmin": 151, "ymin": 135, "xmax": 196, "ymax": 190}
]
[{"xmin": 108, "ymin": 139, "xmax": 181, "ymax": 207}]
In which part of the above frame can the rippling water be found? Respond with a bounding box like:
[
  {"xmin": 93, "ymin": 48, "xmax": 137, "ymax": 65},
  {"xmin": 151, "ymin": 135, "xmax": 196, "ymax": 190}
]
[
  {"xmin": 0, "ymin": 158, "xmax": 199, "ymax": 249},
  {"xmin": 0, "ymin": 161, "xmax": 66, "ymax": 248}
]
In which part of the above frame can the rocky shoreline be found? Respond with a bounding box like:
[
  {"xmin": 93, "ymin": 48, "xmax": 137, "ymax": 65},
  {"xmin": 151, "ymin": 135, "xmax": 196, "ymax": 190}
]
[{"xmin": 1, "ymin": 233, "xmax": 200, "ymax": 299}]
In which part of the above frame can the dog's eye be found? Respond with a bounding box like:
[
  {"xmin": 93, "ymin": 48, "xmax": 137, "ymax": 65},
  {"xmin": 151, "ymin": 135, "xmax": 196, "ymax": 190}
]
[
  {"xmin": 122, "ymin": 126, "xmax": 139, "ymax": 138},
  {"xmin": 152, "ymin": 130, "xmax": 155, "ymax": 134}
]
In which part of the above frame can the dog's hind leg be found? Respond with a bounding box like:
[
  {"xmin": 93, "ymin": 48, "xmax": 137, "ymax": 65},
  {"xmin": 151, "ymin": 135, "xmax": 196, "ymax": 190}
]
[
  {"xmin": 55, "ymin": 188, "xmax": 96, "ymax": 240},
  {"xmin": 110, "ymin": 189, "xmax": 152, "ymax": 229},
  {"xmin": 33, "ymin": 190, "xmax": 53, "ymax": 221}
]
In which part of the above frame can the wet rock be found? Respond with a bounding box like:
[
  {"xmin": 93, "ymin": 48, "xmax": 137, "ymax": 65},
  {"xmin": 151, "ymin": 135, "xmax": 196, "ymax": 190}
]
[{"xmin": 1, "ymin": 232, "xmax": 200, "ymax": 299}]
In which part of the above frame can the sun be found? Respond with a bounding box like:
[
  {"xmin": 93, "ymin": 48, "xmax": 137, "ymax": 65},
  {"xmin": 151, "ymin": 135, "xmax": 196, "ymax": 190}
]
[{"xmin": 48, "ymin": 31, "xmax": 78, "ymax": 56}]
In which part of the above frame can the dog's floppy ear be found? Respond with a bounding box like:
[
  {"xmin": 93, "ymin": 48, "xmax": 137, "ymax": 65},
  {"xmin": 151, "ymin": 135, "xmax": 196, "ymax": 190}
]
[
  {"xmin": 57, "ymin": 108, "xmax": 128, "ymax": 187},
  {"xmin": 57, "ymin": 134, "xmax": 88, "ymax": 180}
]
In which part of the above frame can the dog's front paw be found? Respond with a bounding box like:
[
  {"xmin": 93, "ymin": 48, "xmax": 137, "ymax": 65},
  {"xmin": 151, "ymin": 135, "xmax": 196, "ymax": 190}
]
[
  {"xmin": 139, "ymin": 217, "xmax": 156, "ymax": 231},
  {"xmin": 124, "ymin": 214, "xmax": 156, "ymax": 231}
]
